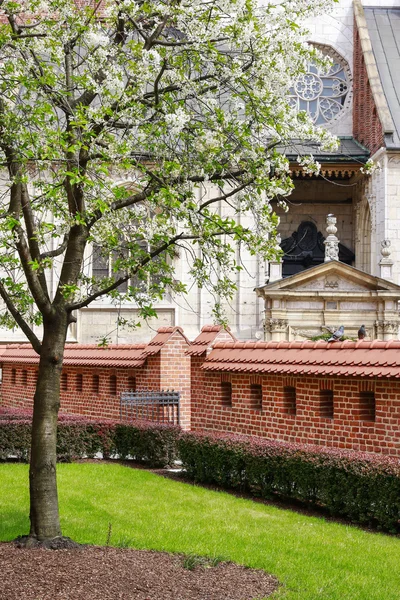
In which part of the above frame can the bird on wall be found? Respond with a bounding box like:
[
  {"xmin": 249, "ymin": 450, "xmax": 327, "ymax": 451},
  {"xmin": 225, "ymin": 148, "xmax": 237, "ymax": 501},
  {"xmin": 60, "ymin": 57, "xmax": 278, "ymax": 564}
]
[
  {"xmin": 327, "ymin": 326, "xmax": 344, "ymax": 342},
  {"xmin": 358, "ymin": 325, "xmax": 367, "ymax": 340}
]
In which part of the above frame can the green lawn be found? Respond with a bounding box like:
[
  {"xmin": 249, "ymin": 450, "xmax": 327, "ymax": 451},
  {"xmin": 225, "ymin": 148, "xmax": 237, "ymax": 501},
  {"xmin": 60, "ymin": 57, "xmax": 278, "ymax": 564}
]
[{"xmin": 1, "ymin": 463, "xmax": 399, "ymax": 600}]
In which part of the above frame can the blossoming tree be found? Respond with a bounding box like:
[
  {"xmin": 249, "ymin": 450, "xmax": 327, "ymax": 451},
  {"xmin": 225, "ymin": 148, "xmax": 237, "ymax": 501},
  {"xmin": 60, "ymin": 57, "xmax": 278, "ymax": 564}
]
[{"xmin": 0, "ymin": 0, "xmax": 336, "ymax": 544}]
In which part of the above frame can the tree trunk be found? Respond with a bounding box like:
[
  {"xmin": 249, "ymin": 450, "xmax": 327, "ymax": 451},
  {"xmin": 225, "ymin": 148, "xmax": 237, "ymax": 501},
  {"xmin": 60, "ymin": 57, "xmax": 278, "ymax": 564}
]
[{"xmin": 29, "ymin": 312, "xmax": 69, "ymax": 541}]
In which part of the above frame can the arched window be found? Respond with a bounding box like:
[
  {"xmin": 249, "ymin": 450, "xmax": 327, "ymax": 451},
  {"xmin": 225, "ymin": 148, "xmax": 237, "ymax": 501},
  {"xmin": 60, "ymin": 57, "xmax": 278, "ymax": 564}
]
[
  {"xmin": 289, "ymin": 45, "xmax": 351, "ymax": 125},
  {"xmin": 91, "ymin": 201, "xmax": 169, "ymax": 298}
]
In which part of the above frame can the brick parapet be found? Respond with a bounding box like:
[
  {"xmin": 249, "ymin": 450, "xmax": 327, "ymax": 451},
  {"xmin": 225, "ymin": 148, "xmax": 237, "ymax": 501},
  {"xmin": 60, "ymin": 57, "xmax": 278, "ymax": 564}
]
[
  {"xmin": 2, "ymin": 327, "xmax": 400, "ymax": 456},
  {"xmin": 191, "ymin": 371, "xmax": 400, "ymax": 457}
]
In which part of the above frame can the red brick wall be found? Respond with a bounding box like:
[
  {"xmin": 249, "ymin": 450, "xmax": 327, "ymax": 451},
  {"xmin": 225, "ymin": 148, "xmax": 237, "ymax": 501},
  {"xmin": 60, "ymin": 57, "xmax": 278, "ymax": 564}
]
[
  {"xmin": 191, "ymin": 371, "xmax": 400, "ymax": 457},
  {"xmin": 0, "ymin": 331, "xmax": 192, "ymax": 428},
  {"xmin": 353, "ymin": 20, "xmax": 384, "ymax": 154},
  {"xmin": 0, "ymin": 360, "xmax": 161, "ymax": 421},
  {"xmin": 4, "ymin": 346, "xmax": 400, "ymax": 456}
]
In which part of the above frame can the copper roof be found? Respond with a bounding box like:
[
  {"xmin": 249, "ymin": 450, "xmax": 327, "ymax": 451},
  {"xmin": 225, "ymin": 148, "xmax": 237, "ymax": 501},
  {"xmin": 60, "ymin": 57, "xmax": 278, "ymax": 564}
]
[
  {"xmin": 186, "ymin": 325, "xmax": 235, "ymax": 356},
  {"xmin": 202, "ymin": 340, "xmax": 400, "ymax": 378}
]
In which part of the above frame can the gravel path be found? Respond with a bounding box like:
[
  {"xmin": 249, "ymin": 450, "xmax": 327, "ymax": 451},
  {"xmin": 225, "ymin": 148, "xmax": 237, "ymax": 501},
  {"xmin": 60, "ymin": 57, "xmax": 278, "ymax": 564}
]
[{"xmin": 0, "ymin": 543, "xmax": 278, "ymax": 600}]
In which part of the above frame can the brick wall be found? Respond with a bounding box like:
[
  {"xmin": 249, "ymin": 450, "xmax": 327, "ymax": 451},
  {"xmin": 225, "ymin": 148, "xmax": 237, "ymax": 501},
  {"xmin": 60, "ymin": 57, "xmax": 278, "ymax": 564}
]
[
  {"xmin": 352, "ymin": 19, "xmax": 384, "ymax": 155},
  {"xmin": 0, "ymin": 330, "xmax": 192, "ymax": 429},
  {"xmin": 0, "ymin": 362, "xmax": 158, "ymax": 420},
  {"xmin": 3, "ymin": 335, "xmax": 400, "ymax": 456},
  {"xmin": 191, "ymin": 369, "xmax": 400, "ymax": 457}
]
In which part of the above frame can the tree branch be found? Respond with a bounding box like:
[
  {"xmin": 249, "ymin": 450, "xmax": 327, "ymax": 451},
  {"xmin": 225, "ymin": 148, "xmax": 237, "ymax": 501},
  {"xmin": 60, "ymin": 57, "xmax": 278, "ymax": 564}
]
[
  {"xmin": 0, "ymin": 280, "xmax": 41, "ymax": 354},
  {"xmin": 66, "ymin": 232, "xmax": 186, "ymax": 311},
  {"xmin": 21, "ymin": 184, "xmax": 50, "ymax": 300},
  {"xmin": 40, "ymin": 233, "xmax": 70, "ymax": 259},
  {"xmin": 87, "ymin": 186, "xmax": 154, "ymax": 229},
  {"xmin": 199, "ymin": 178, "xmax": 255, "ymax": 210}
]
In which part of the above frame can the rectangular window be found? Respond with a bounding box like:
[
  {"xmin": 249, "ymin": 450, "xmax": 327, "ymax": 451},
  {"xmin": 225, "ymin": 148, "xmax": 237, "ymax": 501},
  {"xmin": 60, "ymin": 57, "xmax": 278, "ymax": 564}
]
[
  {"xmin": 320, "ymin": 389, "xmax": 334, "ymax": 419},
  {"xmin": 359, "ymin": 391, "xmax": 375, "ymax": 422},
  {"xmin": 221, "ymin": 381, "xmax": 232, "ymax": 407},
  {"xmin": 76, "ymin": 373, "xmax": 83, "ymax": 393},
  {"xmin": 61, "ymin": 373, "xmax": 68, "ymax": 391},
  {"xmin": 11, "ymin": 368, "xmax": 16, "ymax": 385},
  {"xmin": 21, "ymin": 370, "xmax": 28, "ymax": 387},
  {"xmin": 250, "ymin": 384, "xmax": 262, "ymax": 410},
  {"xmin": 128, "ymin": 376, "xmax": 136, "ymax": 391},
  {"xmin": 109, "ymin": 375, "xmax": 117, "ymax": 396},
  {"xmin": 92, "ymin": 374, "xmax": 100, "ymax": 394},
  {"xmin": 283, "ymin": 386, "xmax": 296, "ymax": 415}
]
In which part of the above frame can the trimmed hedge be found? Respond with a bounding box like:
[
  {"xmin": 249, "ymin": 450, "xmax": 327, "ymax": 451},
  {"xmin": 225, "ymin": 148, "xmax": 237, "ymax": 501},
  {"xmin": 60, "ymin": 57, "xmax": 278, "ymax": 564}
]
[
  {"xmin": 178, "ymin": 431, "xmax": 400, "ymax": 532},
  {"xmin": 3, "ymin": 407, "xmax": 400, "ymax": 531},
  {"xmin": 0, "ymin": 408, "xmax": 180, "ymax": 467}
]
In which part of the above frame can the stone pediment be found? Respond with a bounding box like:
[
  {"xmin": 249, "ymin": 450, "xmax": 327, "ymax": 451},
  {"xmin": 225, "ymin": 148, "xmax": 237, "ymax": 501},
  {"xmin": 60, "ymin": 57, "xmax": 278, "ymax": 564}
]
[{"xmin": 257, "ymin": 261, "xmax": 400, "ymax": 295}]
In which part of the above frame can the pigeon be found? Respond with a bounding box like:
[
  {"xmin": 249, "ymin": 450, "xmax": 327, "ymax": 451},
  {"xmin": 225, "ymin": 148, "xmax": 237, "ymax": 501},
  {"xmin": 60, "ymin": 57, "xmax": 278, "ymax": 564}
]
[
  {"xmin": 327, "ymin": 325, "xmax": 344, "ymax": 342},
  {"xmin": 358, "ymin": 324, "xmax": 367, "ymax": 340}
]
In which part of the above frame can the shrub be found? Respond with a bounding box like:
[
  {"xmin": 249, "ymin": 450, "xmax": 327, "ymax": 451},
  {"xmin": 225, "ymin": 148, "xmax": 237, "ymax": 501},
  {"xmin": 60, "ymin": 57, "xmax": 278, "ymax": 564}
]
[
  {"xmin": 0, "ymin": 408, "xmax": 179, "ymax": 467},
  {"xmin": 178, "ymin": 431, "xmax": 400, "ymax": 532},
  {"xmin": 114, "ymin": 422, "xmax": 180, "ymax": 466}
]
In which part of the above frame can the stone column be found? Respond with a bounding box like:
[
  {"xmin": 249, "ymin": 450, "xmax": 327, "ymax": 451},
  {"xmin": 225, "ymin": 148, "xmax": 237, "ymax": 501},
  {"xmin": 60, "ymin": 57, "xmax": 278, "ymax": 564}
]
[
  {"xmin": 375, "ymin": 320, "xmax": 399, "ymax": 341},
  {"xmin": 324, "ymin": 214, "xmax": 340, "ymax": 262},
  {"xmin": 267, "ymin": 318, "xmax": 289, "ymax": 341}
]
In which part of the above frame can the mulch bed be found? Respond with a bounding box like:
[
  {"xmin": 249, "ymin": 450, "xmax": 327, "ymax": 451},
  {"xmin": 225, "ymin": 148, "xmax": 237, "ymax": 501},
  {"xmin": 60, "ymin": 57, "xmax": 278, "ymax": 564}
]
[{"xmin": 0, "ymin": 543, "xmax": 278, "ymax": 600}]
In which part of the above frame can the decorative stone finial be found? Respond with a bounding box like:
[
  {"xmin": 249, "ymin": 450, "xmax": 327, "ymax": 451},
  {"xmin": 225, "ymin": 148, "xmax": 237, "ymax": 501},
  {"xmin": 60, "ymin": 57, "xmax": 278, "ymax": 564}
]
[
  {"xmin": 381, "ymin": 239, "xmax": 391, "ymax": 259},
  {"xmin": 379, "ymin": 239, "xmax": 393, "ymax": 280},
  {"xmin": 324, "ymin": 214, "xmax": 340, "ymax": 262}
]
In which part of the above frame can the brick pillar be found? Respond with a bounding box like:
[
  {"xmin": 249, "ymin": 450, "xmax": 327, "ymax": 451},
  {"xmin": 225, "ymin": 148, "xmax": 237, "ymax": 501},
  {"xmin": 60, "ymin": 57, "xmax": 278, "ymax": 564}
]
[{"xmin": 159, "ymin": 330, "xmax": 191, "ymax": 430}]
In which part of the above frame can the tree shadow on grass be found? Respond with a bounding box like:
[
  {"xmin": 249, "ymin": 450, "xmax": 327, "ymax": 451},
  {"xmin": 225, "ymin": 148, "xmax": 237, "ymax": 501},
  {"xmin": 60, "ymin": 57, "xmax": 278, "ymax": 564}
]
[{"xmin": 0, "ymin": 510, "xmax": 29, "ymax": 541}]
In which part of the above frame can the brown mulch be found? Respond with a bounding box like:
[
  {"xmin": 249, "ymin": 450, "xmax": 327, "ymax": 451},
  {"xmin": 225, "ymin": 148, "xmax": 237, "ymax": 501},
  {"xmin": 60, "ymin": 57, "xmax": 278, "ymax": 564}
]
[{"xmin": 0, "ymin": 543, "xmax": 278, "ymax": 600}]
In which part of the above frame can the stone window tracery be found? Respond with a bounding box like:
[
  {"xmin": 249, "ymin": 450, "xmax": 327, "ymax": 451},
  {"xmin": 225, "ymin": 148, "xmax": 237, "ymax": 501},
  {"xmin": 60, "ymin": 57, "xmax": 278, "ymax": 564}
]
[{"xmin": 289, "ymin": 45, "xmax": 351, "ymax": 125}]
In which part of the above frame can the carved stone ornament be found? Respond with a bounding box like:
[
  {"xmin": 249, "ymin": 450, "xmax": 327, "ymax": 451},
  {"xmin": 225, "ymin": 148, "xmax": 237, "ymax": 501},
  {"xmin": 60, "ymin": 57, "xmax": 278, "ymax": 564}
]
[
  {"xmin": 267, "ymin": 318, "xmax": 289, "ymax": 332},
  {"xmin": 380, "ymin": 239, "xmax": 392, "ymax": 260},
  {"xmin": 324, "ymin": 214, "xmax": 340, "ymax": 262},
  {"xmin": 375, "ymin": 320, "xmax": 399, "ymax": 334},
  {"xmin": 324, "ymin": 278, "xmax": 339, "ymax": 289},
  {"xmin": 291, "ymin": 328, "xmax": 321, "ymax": 338}
]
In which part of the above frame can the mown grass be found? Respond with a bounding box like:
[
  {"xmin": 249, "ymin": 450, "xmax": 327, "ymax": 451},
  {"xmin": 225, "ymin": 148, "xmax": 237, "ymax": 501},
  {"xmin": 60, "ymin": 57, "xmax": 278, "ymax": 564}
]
[{"xmin": 1, "ymin": 462, "xmax": 400, "ymax": 600}]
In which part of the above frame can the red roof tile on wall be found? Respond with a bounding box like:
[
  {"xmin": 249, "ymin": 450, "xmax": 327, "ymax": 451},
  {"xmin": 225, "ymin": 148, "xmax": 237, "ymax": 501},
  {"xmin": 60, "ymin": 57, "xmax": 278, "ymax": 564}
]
[
  {"xmin": 0, "ymin": 326, "xmax": 192, "ymax": 367},
  {"xmin": 186, "ymin": 325, "xmax": 235, "ymax": 356},
  {"xmin": 0, "ymin": 343, "xmax": 147, "ymax": 368},
  {"xmin": 142, "ymin": 326, "xmax": 190, "ymax": 356},
  {"xmin": 202, "ymin": 340, "xmax": 400, "ymax": 378}
]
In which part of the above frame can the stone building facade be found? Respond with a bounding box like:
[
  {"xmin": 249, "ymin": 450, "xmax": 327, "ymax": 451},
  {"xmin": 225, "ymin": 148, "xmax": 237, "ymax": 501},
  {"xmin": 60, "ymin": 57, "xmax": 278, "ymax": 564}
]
[
  {"xmin": 0, "ymin": 0, "xmax": 399, "ymax": 344},
  {"xmin": 77, "ymin": 0, "xmax": 400, "ymax": 343}
]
